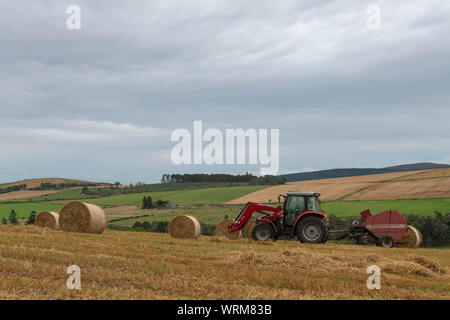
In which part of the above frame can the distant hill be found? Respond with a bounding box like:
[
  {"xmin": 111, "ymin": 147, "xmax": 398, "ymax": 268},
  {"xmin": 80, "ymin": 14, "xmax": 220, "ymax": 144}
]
[
  {"xmin": 4, "ymin": 178, "xmax": 106, "ymax": 189},
  {"xmin": 228, "ymin": 168, "xmax": 450, "ymax": 203},
  {"xmin": 279, "ymin": 162, "xmax": 450, "ymax": 182}
]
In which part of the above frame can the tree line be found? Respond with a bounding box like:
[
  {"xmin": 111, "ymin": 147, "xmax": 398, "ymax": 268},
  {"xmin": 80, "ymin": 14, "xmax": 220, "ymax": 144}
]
[
  {"xmin": 0, "ymin": 184, "xmax": 27, "ymax": 194},
  {"xmin": 141, "ymin": 196, "xmax": 171, "ymax": 209},
  {"xmin": 161, "ymin": 173, "xmax": 256, "ymax": 184},
  {"xmin": 161, "ymin": 173, "xmax": 286, "ymax": 185},
  {"xmin": 32, "ymin": 182, "xmax": 98, "ymax": 190},
  {"xmin": 1, "ymin": 210, "xmax": 36, "ymax": 225}
]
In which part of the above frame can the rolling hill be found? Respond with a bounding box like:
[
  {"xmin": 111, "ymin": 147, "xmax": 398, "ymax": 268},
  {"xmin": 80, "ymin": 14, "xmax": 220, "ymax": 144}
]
[
  {"xmin": 2, "ymin": 178, "xmax": 105, "ymax": 189},
  {"xmin": 228, "ymin": 168, "xmax": 450, "ymax": 204},
  {"xmin": 280, "ymin": 162, "xmax": 450, "ymax": 182}
]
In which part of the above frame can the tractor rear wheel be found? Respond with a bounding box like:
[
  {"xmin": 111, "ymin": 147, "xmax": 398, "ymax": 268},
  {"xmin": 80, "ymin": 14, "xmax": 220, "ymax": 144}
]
[
  {"xmin": 378, "ymin": 235, "xmax": 396, "ymax": 248},
  {"xmin": 252, "ymin": 223, "xmax": 274, "ymax": 241},
  {"xmin": 296, "ymin": 216, "xmax": 327, "ymax": 243}
]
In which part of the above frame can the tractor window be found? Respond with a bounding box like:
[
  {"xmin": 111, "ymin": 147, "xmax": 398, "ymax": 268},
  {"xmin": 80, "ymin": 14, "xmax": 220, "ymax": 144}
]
[
  {"xmin": 306, "ymin": 196, "xmax": 319, "ymax": 211},
  {"xmin": 286, "ymin": 196, "xmax": 305, "ymax": 212}
]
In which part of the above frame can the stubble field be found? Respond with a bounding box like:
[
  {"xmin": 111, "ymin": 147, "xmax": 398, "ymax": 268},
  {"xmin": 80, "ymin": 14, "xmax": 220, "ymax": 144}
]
[{"xmin": 0, "ymin": 225, "xmax": 448, "ymax": 299}]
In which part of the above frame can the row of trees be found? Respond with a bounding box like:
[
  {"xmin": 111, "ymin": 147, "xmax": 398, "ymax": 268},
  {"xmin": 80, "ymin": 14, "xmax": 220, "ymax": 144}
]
[
  {"xmin": 405, "ymin": 212, "xmax": 450, "ymax": 246},
  {"xmin": 1, "ymin": 210, "xmax": 36, "ymax": 225},
  {"xmin": 249, "ymin": 175, "xmax": 286, "ymax": 185},
  {"xmin": 32, "ymin": 182, "xmax": 98, "ymax": 190},
  {"xmin": 161, "ymin": 173, "xmax": 286, "ymax": 185},
  {"xmin": 0, "ymin": 184, "xmax": 27, "ymax": 194},
  {"xmin": 141, "ymin": 196, "xmax": 170, "ymax": 209},
  {"xmin": 161, "ymin": 173, "xmax": 256, "ymax": 184},
  {"xmin": 142, "ymin": 196, "xmax": 154, "ymax": 209}
]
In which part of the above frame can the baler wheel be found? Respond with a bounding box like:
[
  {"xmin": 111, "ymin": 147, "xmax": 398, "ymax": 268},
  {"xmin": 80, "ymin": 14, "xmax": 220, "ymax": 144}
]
[{"xmin": 378, "ymin": 234, "xmax": 396, "ymax": 248}]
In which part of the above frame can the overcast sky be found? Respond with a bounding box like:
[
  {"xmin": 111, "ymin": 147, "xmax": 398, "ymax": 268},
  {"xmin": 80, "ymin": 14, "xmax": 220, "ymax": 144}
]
[{"xmin": 1, "ymin": 0, "xmax": 449, "ymax": 183}]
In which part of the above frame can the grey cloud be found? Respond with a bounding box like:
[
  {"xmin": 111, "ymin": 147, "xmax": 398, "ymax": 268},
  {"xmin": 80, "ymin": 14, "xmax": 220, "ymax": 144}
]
[{"xmin": 0, "ymin": 0, "xmax": 449, "ymax": 182}]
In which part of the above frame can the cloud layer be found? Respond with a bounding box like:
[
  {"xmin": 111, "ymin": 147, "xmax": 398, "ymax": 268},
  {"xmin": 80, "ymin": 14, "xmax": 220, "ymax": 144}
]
[{"xmin": 1, "ymin": 0, "xmax": 449, "ymax": 182}]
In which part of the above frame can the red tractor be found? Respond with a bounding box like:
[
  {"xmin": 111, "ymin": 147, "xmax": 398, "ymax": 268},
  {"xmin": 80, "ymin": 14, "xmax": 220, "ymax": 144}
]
[{"xmin": 223, "ymin": 192, "xmax": 328, "ymax": 243}]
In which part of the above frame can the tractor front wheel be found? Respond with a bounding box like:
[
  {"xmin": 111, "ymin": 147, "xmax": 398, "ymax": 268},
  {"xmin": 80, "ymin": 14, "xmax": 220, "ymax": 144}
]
[
  {"xmin": 296, "ymin": 216, "xmax": 327, "ymax": 244},
  {"xmin": 252, "ymin": 223, "xmax": 274, "ymax": 241}
]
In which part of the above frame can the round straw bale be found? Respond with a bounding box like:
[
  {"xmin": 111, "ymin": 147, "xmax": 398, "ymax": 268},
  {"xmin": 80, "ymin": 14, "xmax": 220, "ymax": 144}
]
[
  {"xmin": 169, "ymin": 215, "xmax": 201, "ymax": 239},
  {"xmin": 215, "ymin": 219, "xmax": 241, "ymax": 240},
  {"xmin": 398, "ymin": 225, "xmax": 422, "ymax": 248},
  {"xmin": 245, "ymin": 219, "xmax": 257, "ymax": 239},
  {"xmin": 35, "ymin": 211, "xmax": 60, "ymax": 229},
  {"xmin": 59, "ymin": 201, "xmax": 106, "ymax": 234}
]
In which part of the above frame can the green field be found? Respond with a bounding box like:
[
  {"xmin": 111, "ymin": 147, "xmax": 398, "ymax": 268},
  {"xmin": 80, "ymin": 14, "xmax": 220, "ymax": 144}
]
[
  {"xmin": 322, "ymin": 198, "xmax": 450, "ymax": 217},
  {"xmin": 0, "ymin": 185, "xmax": 269, "ymax": 219},
  {"xmin": 26, "ymin": 188, "xmax": 94, "ymax": 201},
  {"xmin": 84, "ymin": 186, "xmax": 270, "ymax": 207},
  {"xmin": 0, "ymin": 203, "xmax": 66, "ymax": 219}
]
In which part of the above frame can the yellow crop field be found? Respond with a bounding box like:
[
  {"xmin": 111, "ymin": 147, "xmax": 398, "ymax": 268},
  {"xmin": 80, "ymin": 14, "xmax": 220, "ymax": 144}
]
[
  {"xmin": 346, "ymin": 176, "xmax": 450, "ymax": 200},
  {"xmin": 0, "ymin": 225, "xmax": 448, "ymax": 300},
  {"xmin": 0, "ymin": 190, "xmax": 61, "ymax": 201},
  {"xmin": 226, "ymin": 169, "xmax": 450, "ymax": 204}
]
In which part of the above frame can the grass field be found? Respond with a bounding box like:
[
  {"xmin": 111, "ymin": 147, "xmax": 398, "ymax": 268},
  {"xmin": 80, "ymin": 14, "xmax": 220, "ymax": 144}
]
[
  {"xmin": 321, "ymin": 198, "xmax": 450, "ymax": 217},
  {"xmin": 24, "ymin": 188, "xmax": 94, "ymax": 201},
  {"xmin": 0, "ymin": 202, "xmax": 66, "ymax": 219},
  {"xmin": 87, "ymin": 186, "xmax": 269, "ymax": 207},
  {"xmin": 0, "ymin": 225, "xmax": 448, "ymax": 299}
]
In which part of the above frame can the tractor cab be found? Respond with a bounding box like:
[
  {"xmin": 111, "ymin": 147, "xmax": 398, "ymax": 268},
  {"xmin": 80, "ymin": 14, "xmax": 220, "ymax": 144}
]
[{"xmin": 279, "ymin": 192, "xmax": 322, "ymax": 226}]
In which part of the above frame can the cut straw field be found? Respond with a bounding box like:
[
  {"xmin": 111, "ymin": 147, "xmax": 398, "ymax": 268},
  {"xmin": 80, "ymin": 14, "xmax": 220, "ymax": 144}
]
[
  {"xmin": 0, "ymin": 190, "xmax": 61, "ymax": 201},
  {"xmin": 0, "ymin": 225, "xmax": 448, "ymax": 299},
  {"xmin": 227, "ymin": 168, "xmax": 450, "ymax": 204}
]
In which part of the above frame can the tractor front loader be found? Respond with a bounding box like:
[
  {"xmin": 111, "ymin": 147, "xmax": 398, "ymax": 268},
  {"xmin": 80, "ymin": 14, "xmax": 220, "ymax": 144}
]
[{"xmin": 216, "ymin": 192, "xmax": 328, "ymax": 243}]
